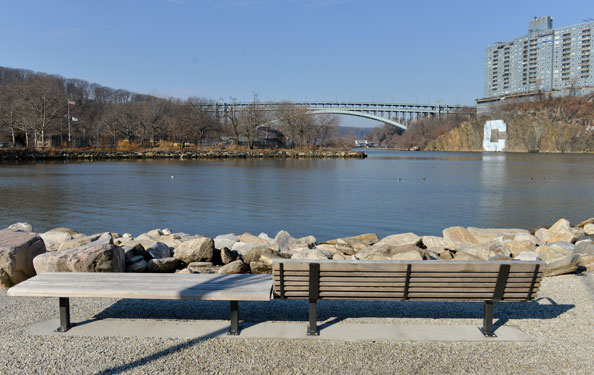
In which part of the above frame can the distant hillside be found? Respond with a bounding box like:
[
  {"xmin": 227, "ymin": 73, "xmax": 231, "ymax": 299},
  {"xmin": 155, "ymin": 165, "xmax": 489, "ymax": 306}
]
[{"xmin": 426, "ymin": 95, "xmax": 594, "ymax": 153}]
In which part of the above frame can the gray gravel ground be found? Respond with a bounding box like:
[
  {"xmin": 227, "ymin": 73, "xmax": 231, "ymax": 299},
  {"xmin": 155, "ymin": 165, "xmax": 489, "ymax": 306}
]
[{"xmin": 0, "ymin": 272, "xmax": 593, "ymax": 375}]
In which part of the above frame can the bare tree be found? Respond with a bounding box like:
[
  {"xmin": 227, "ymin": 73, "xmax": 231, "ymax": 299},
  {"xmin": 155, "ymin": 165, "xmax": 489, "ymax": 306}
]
[
  {"xmin": 276, "ymin": 102, "xmax": 312, "ymax": 149},
  {"xmin": 311, "ymin": 114, "xmax": 339, "ymax": 147},
  {"xmin": 223, "ymin": 97, "xmax": 242, "ymax": 146},
  {"xmin": 185, "ymin": 97, "xmax": 220, "ymax": 146},
  {"xmin": 0, "ymin": 82, "xmax": 21, "ymax": 144},
  {"xmin": 17, "ymin": 74, "xmax": 66, "ymax": 147},
  {"xmin": 241, "ymin": 94, "xmax": 266, "ymax": 149}
]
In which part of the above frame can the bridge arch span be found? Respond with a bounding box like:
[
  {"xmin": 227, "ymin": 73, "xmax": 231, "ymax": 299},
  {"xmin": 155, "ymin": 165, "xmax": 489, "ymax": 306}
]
[{"xmin": 309, "ymin": 109, "xmax": 407, "ymax": 130}]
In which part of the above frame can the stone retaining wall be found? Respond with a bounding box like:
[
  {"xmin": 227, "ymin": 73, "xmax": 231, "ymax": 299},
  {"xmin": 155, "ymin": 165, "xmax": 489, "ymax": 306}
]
[{"xmin": 0, "ymin": 149, "xmax": 367, "ymax": 161}]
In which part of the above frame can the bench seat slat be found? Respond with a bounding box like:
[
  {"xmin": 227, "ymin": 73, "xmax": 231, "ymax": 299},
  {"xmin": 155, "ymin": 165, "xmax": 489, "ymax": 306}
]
[
  {"xmin": 7, "ymin": 273, "xmax": 273, "ymax": 301},
  {"xmin": 273, "ymin": 276, "xmax": 541, "ymax": 284},
  {"xmin": 272, "ymin": 261, "xmax": 541, "ymax": 273},
  {"xmin": 274, "ymin": 281, "xmax": 541, "ymax": 289},
  {"xmin": 281, "ymin": 291, "xmax": 531, "ymax": 299},
  {"xmin": 273, "ymin": 284, "xmax": 538, "ymax": 292},
  {"xmin": 272, "ymin": 272, "xmax": 542, "ymax": 279}
]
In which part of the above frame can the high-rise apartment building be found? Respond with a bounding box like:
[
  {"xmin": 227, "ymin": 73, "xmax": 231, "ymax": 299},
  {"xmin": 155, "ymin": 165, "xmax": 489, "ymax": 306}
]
[{"xmin": 484, "ymin": 17, "xmax": 594, "ymax": 99}]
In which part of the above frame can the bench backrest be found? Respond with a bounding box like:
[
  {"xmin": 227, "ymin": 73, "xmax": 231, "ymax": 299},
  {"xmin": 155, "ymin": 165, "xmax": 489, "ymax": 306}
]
[{"xmin": 272, "ymin": 259, "xmax": 543, "ymax": 302}]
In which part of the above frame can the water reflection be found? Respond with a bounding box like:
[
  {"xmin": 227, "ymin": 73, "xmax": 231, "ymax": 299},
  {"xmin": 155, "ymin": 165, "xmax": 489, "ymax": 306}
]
[{"xmin": 1, "ymin": 151, "xmax": 594, "ymax": 240}]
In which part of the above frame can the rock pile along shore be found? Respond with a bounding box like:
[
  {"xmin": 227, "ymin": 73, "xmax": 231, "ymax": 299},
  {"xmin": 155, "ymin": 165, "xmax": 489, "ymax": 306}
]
[
  {"xmin": 0, "ymin": 149, "xmax": 367, "ymax": 161},
  {"xmin": 1, "ymin": 218, "xmax": 593, "ymax": 288}
]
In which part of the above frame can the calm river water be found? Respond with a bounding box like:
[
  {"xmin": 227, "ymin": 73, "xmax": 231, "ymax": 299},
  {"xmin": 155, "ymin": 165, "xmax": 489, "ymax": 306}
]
[{"xmin": 1, "ymin": 150, "xmax": 594, "ymax": 240}]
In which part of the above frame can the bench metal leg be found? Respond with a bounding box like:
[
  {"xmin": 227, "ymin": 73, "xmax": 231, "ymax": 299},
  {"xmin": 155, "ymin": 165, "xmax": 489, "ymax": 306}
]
[
  {"xmin": 307, "ymin": 301, "xmax": 319, "ymax": 336},
  {"xmin": 228, "ymin": 301, "xmax": 239, "ymax": 335},
  {"xmin": 57, "ymin": 297, "xmax": 71, "ymax": 332},
  {"xmin": 479, "ymin": 301, "xmax": 496, "ymax": 337}
]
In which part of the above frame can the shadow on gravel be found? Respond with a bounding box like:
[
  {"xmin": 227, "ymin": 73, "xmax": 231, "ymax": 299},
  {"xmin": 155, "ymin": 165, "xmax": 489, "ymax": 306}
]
[
  {"xmin": 94, "ymin": 297, "xmax": 573, "ymax": 324},
  {"xmin": 94, "ymin": 325, "xmax": 230, "ymax": 375},
  {"xmin": 90, "ymin": 297, "xmax": 572, "ymax": 374}
]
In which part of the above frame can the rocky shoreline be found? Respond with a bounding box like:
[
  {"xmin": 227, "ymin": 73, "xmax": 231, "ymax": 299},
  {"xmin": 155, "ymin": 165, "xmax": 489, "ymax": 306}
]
[
  {"xmin": 0, "ymin": 149, "xmax": 367, "ymax": 161},
  {"xmin": 1, "ymin": 218, "xmax": 593, "ymax": 288}
]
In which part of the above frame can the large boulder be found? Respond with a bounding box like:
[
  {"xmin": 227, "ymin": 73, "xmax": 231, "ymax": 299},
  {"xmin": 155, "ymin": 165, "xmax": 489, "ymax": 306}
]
[
  {"xmin": 147, "ymin": 257, "xmax": 180, "ymax": 273},
  {"xmin": 443, "ymin": 227, "xmax": 477, "ymax": 245},
  {"xmin": 57, "ymin": 233, "xmax": 102, "ymax": 251},
  {"xmin": 33, "ymin": 233, "xmax": 124, "ymax": 274},
  {"xmin": 288, "ymin": 236, "xmax": 317, "ymax": 251},
  {"xmin": 241, "ymin": 247, "xmax": 278, "ymax": 264},
  {"xmin": 40, "ymin": 230, "xmax": 73, "ymax": 251},
  {"xmin": 156, "ymin": 233, "xmax": 194, "ymax": 250},
  {"xmin": 335, "ymin": 238, "xmax": 370, "ymax": 255},
  {"xmin": 8, "ymin": 222, "xmax": 33, "ymax": 232},
  {"xmin": 259, "ymin": 253, "xmax": 283, "ymax": 266},
  {"xmin": 220, "ymin": 247, "xmax": 237, "ymax": 264},
  {"xmin": 126, "ymin": 259, "xmax": 147, "ymax": 272},
  {"xmin": 291, "ymin": 249, "xmax": 330, "ymax": 260},
  {"xmin": 129, "ymin": 235, "xmax": 173, "ymax": 259},
  {"xmin": 187, "ymin": 262, "xmax": 218, "ymax": 273},
  {"xmin": 576, "ymin": 218, "xmax": 594, "ymax": 228},
  {"xmin": 218, "ymin": 260, "xmax": 249, "ymax": 274},
  {"xmin": 173, "ymin": 237, "xmax": 214, "ymax": 263},
  {"xmin": 232, "ymin": 242, "xmax": 279, "ymax": 255},
  {"xmin": 575, "ymin": 239, "xmax": 594, "ymax": 254},
  {"xmin": 537, "ymin": 244, "xmax": 579, "ymax": 276},
  {"xmin": 316, "ymin": 243, "xmax": 340, "ymax": 254},
  {"xmin": 453, "ymin": 252, "xmax": 483, "ymax": 261},
  {"xmin": 514, "ymin": 251, "xmax": 539, "ymax": 261},
  {"xmin": 578, "ymin": 254, "xmax": 594, "ymax": 270},
  {"xmin": 467, "ymin": 227, "xmax": 531, "ymax": 244},
  {"xmin": 258, "ymin": 232, "xmax": 275, "ymax": 243},
  {"xmin": 547, "ymin": 231, "xmax": 575, "ymax": 244},
  {"xmin": 549, "ymin": 218, "xmax": 571, "ymax": 233},
  {"xmin": 535, "ymin": 228, "xmax": 553, "ymax": 244},
  {"xmin": 214, "ymin": 234, "xmax": 238, "ymax": 250},
  {"xmin": 123, "ymin": 243, "xmax": 152, "ymax": 261},
  {"xmin": 371, "ymin": 233, "xmax": 421, "ymax": 250},
  {"xmin": 274, "ymin": 231, "xmax": 316, "ymax": 252},
  {"xmin": 0, "ymin": 228, "xmax": 46, "ymax": 287},
  {"xmin": 237, "ymin": 232, "xmax": 267, "ymax": 244},
  {"xmin": 322, "ymin": 233, "xmax": 379, "ymax": 246},
  {"xmin": 450, "ymin": 244, "xmax": 490, "ymax": 260},
  {"xmin": 504, "ymin": 240, "xmax": 537, "ymax": 257},
  {"xmin": 421, "ymin": 236, "xmax": 450, "ymax": 253},
  {"xmin": 357, "ymin": 244, "xmax": 422, "ymax": 260},
  {"xmin": 249, "ymin": 261, "xmax": 269, "ymax": 274},
  {"xmin": 275, "ymin": 230, "xmax": 296, "ymax": 252}
]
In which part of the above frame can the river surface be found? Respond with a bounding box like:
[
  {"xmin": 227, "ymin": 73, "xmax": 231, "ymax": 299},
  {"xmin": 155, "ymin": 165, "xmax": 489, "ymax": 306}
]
[{"xmin": 1, "ymin": 150, "xmax": 593, "ymax": 240}]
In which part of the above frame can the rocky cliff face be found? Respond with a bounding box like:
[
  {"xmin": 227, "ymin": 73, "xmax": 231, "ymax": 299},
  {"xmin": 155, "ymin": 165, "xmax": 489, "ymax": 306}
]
[{"xmin": 427, "ymin": 100, "xmax": 594, "ymax": 153}]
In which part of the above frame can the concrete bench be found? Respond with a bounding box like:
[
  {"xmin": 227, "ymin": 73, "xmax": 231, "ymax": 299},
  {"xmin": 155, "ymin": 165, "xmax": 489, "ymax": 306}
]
[
  {"xmin": 7, "ymin": 272, "xmax": 273, "ymax": 335},
  {"xmin": 272, "ymin": 259, "xmax": 543, "ymax": 337}
]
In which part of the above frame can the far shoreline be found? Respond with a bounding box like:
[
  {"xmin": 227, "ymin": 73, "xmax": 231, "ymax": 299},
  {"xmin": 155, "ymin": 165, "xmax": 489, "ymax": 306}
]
[{"xmin": 0, "ymin": 148, "xmax": 367, "ymax": 161}]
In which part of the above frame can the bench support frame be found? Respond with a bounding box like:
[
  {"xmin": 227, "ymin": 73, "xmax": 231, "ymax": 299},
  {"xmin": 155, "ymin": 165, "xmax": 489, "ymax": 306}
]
[
  {"xmin": 55, "ymin": 297, "xmax": 243, "ymax": 335},
  {"xmin": 480, "ymin": 301, "xmax": 496, "ymax": 337},
  {"xmin": 307, "ymin": 263, "xmax": 320, "ymax": 336},
  {"xmin": 57, "ymin": 297, "xmax": 71, "ymax": 332},
  {"xmin": 229, "ymin": 301, "xmax": 240, "ymax": 335},
  {"xmin": 479, "ymin": 264, "xmax": 510, "ymax": 337}
]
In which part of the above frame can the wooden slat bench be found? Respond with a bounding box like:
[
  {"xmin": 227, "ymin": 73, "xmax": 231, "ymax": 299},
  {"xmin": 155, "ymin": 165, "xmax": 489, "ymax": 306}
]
[
  {"xmin": 7, "ymin": 272, "xmax": 273, "ymax": 335},
  {"xmin": 272, "ymin": 259, "xmax": 543, "ymax": 337}
]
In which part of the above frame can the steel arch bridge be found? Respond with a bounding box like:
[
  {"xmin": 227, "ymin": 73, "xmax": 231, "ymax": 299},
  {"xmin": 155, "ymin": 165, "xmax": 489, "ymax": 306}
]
[{"xmin": 205, "ymin": 101, "xmax": 464, "ymax": 130}]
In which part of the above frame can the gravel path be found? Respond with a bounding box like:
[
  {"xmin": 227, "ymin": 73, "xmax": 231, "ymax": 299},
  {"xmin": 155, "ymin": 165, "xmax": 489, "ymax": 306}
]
[{"xmin": 0, "ymin": 273, "xmax": 593, "ymax": 375}]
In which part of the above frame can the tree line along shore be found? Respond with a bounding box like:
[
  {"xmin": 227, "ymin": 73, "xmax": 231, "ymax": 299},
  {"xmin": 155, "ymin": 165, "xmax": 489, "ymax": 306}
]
[
  {"xmin": 1, "ymin": 217, "xmax": 593, "ymax": 289},
  {"xmin": 3, "ymin": 65, "xmax": 594, "ymax": 155},
  {"xmin": 0, "ymin": 66, "xmax": 353, "ymax": 150}
]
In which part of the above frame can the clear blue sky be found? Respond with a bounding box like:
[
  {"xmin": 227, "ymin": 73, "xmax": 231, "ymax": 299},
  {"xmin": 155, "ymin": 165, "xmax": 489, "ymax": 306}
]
[{"xmin": 2, "ymin": 0, "xmax": 593, "ymax": 106}]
